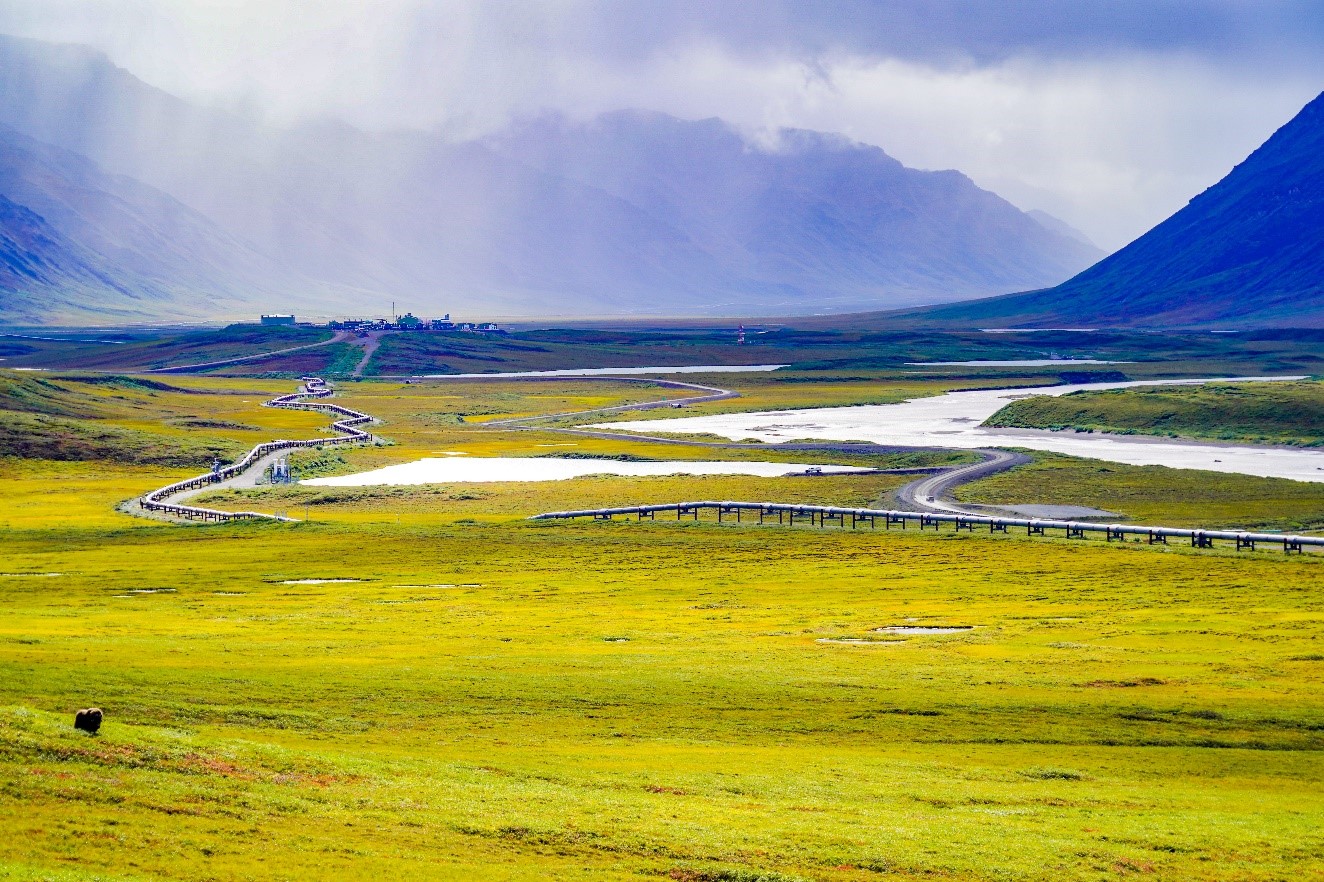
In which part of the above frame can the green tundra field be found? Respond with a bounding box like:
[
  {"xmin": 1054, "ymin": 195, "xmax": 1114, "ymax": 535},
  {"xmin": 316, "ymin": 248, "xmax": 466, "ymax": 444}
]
[
  {"xmin": 985, "ymin": 381, "xmax": 1324, "ymax": 447},
  {"xmin": 2, "ymin": 365, "xmax": 1324, "ymax": 881}
]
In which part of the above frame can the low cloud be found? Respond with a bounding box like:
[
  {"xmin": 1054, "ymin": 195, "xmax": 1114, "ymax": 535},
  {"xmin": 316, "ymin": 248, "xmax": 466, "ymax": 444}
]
[{"xmin": 0, "ymin": 0, "xmax": 1318, "ymax": 248}]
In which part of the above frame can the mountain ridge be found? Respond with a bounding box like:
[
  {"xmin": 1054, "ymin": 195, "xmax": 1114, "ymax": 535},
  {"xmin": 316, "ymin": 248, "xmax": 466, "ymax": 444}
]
[
  {"xmin": 895, "ymin": 90, "xmax": 1324, "ymax": 329},
  {"xmin": 0, "ymin": 34, "xmax": 1104, "ymax": 322},
  {"xmin": 0, "ymin": 123, "xmax": 320, "ymax": 322},
  {"xmin": 485, "ymin": 110, "xmax": 1102, "ymax": 303}
]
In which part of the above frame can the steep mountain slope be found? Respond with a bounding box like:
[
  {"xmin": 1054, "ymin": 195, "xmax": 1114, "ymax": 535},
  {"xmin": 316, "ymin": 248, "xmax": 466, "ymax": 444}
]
[
  {"xmin": 905, "ymin": 91, "xmax": 1324, "ymax": 328},
  {"xmin": 0, "ymin": 125, "xmax": 308, "ymax": 322},
  {"xmin": 0, "ymin": 193, "xmax": 123, "ymax": 319},
  {"xmin": 0, "ymin": 34, "xmax": 1104, "ymax": 321}
]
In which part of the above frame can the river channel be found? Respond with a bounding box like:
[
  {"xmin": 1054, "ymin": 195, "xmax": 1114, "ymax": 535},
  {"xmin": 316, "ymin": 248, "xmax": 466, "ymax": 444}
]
[{"xmin": 597, "ymin": 376, "xmax": 1324, "ymax": 483}]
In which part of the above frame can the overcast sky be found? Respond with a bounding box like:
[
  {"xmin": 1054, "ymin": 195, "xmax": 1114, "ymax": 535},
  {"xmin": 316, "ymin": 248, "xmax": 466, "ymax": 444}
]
[{"xmin": 0, "ymin": 0, "xmax": 1319, "ymax": 249}]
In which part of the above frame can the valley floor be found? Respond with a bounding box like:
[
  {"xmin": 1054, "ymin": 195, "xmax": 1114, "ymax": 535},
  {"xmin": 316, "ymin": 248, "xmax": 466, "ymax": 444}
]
[
  {"xmin": 1, "ymin": 364, "xmax": 1323, "ymax": 880},
  {"xmin": 3, "ymin": 517, "xmax": 1322, "ymax": 882}
]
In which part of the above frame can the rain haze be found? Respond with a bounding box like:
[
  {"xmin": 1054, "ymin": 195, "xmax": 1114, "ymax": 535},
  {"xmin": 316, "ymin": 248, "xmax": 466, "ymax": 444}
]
[{"xmin": 0, "ymin": 0, "xmax": 1320, "ymax": 249}]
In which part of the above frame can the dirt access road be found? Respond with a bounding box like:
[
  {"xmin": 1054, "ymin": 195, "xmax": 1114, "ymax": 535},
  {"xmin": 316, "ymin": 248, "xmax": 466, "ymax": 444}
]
[
  {"xmin": 890, "ymin": 449, "xmax": 1032, "ymax": 514},
  {"xmin": 147, "ymin": 331, "xmax": 353, "ymax": 374}
]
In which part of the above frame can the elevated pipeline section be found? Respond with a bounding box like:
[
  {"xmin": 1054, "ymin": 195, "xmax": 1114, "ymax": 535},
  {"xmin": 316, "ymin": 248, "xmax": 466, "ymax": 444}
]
[
  {"xmin": 139, "ymin": 377, "xmax": 373, "ymax": 522},
  {"xmin": 533, "ymin": 501, "xmax": 1324, "ymax": 554}
]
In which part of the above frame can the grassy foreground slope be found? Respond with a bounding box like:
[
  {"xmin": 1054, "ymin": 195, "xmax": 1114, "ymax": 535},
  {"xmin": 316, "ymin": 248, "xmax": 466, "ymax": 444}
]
[
  {"xmin": 985, "ymin": 380, "xmax": 1324, "ymax": 446},
  {"xmin": 2, "ymin": 519, "xmax": 1323, "ymax": 882}
]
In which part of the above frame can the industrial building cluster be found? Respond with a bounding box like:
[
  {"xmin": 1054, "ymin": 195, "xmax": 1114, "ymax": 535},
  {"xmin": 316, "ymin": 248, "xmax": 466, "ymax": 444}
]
[{"xmin": 260, "ymin": 313, "xmax": 504, "ymax": 333}]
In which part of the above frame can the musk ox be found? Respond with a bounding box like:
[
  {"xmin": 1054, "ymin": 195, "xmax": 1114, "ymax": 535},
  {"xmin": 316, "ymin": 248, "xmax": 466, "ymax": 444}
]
[{"xmin": 74, "ymin": 708, "xmax": 103, "ymax": 734}]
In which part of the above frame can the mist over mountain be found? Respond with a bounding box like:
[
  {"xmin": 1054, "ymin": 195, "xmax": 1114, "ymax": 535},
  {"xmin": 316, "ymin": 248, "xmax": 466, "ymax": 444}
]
[
  {"xmin": 484, "ymin": 111, "xmax": 1102, "ymax": 310},
  {"xmin": 0, "ymin": 124, "xmax": 306, "ymax": 322},
  {"xmin": 904, "ymin": 91, "xmax": 1324, "ymax": 329},
  {"xmin": 0, "ymin": 35, "xmax": 1102, "ymax": 323},
  {"xmin": 1025, "ymin": 210, "xmax": 1097, "ymax": 249}
]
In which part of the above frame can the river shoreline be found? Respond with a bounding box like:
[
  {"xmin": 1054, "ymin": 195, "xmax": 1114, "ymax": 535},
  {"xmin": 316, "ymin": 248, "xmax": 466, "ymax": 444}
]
[{"xmin": 597, "ymin": 376, "xmax": 1324, "ymax": 483}]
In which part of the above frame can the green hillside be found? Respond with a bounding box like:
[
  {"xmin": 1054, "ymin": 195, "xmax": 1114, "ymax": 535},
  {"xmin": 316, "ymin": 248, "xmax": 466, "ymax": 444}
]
[
  {"xmin": 900, "ymin": 91, "xmax": 1324, "ymax": 329},
  {"xmin": 985, "ymin": 380, "xmax": 1324, "ymax": 446}
]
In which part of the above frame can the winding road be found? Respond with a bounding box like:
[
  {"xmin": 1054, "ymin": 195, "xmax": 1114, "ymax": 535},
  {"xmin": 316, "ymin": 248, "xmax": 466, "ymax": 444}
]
[
  {"xmin": 145, "ymin": 332, "xmax": 353, "ymax": 374},
  {"xmin": 350, "ymin": 331, "xmax": 386, "ymax": 377},
  {"xmin": 891, "ymin": 449, "xmax": 1033, "ymax": 514},
  {"xmin": 480, "ymin": 376, "xmax": 740, "ymax": 426}
]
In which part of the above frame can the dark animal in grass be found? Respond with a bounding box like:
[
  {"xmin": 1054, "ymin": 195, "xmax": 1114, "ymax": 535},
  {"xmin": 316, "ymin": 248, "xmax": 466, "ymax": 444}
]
[{"xmin": 74, "ymin": 708, "xmax": 103, "ymax": 734}]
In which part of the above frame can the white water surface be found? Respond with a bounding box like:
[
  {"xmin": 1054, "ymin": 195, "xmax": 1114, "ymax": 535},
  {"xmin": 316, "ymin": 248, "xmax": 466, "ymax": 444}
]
[
  {"xmin": 981, "ymin": 328, "xmax": 1099, "ymax": 333},
  {"xmin": 904, "ymin": 359, "xmax": 1129, "ymax": 366},
  {"xmin": 303, "ymin": 457, "xmax": 868, "ymax": 486},
  {"xmin": 597, "ymin": 376, "xmax": 1324, "ymax": 482},
  {"xmin": 422, "ymin": 364, "xmax": 786, "ymax": 378},
  {"xmin": 0, "ymin": 333, "xmax": 126, "ymax": 344}
]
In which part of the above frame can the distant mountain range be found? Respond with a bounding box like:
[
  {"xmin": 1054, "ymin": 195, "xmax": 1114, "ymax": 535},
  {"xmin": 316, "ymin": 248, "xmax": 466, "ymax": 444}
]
[
  {"xmin": 0, "ymin": 123, "xmax": 296, "ymax": 321},
  {"xmin": 901, "ymin": 90, "xmax": 1324, "ymax": 329},
  {"xmin": 481, "ymin": 112, "xmax": 1102, "ymax": 313},
  {"xmin": 0, "ymin": 34, "xmax": 1102, "ymax": 323}
]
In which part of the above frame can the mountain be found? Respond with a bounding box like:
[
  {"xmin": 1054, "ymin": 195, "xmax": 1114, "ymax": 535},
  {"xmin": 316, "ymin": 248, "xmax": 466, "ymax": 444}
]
[
  {"xmin": 483, "ymin": 111, "xmax": 1103, "ymax": 311},
  {"xmin": 0, "ymin": 35, "xmax": 1103, "ymax": 322},
  {"xmin": 1026, "ymin": 210, "xmax": 1097, "ymax": 249},
  {"xmin": 0, "ymin": 124, "xmax": 307, "ymax": 323},
  {"xmin": 902, "ymin": 91, "xmax": 1324, "ymax": 329}
]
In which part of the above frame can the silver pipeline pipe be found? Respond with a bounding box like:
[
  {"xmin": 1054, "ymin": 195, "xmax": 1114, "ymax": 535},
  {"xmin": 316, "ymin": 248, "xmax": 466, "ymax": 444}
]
[
  {"xmin": 139, "ymin": 377, "xmax": 374, "ymax": 523},
  {"xmin": 531, "ymin": 501, "xmax": 1322, "ymax": 552}
]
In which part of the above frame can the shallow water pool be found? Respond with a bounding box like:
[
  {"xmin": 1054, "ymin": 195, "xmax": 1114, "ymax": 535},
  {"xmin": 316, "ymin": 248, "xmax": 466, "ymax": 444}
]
[{"xmin": 303, "ymin": 457, "xmax": 870, "ymax": 486}]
